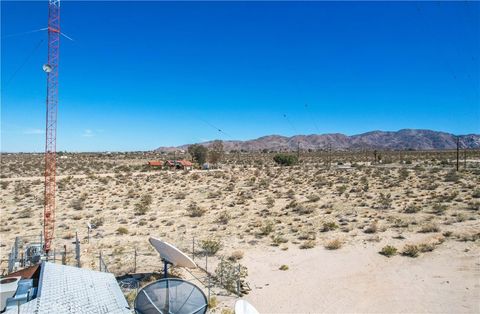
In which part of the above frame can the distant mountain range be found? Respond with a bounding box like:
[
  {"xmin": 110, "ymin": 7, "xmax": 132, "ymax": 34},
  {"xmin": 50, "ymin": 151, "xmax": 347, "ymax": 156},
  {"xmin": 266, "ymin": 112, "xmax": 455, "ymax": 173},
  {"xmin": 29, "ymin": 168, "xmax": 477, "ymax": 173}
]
[{"xmin": 155, "ymin": 129, "xmax": 480, "ymax": 152}]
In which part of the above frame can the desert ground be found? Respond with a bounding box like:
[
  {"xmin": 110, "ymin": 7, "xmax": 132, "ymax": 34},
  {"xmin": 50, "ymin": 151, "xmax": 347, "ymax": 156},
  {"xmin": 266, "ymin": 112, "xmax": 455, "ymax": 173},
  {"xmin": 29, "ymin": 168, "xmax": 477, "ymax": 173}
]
[{"xmin": 1, "ymin": 150, "xmax": 479, "ymax": 313}]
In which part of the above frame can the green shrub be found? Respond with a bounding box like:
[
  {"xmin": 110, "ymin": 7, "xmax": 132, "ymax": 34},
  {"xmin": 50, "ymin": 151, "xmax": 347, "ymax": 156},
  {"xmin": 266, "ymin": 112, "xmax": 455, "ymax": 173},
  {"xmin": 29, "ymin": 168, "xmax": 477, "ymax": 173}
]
[
  {"xmin": 321, "ymin": 221, "xmax": 338, "ymax": 232},
  {"xmin": 379, "ymin": 245, "xmax": 397, "ymax": 257},
  {"xmin": 273, "ymin": 154, "xmax": 298, "ymax": 166},
  {"xmin": 279, "ymin": 264, "xmax": 289, "ymax": 271},
  {"xmin": 200, "ymin": 238, "xmax": 222, "ymax": 256},
  {"xmin": 215, "ymin": 260, "xmax": 248, "ymax": 295},
  {"xmin": 116, "ymin": 227, "xmax": 129, "ymax": 235}
]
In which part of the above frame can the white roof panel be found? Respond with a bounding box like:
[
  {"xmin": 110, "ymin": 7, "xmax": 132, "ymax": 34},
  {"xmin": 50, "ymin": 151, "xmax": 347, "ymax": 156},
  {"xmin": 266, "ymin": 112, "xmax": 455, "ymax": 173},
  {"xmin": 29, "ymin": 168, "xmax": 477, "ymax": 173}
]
[{"xmin": 5, "ymin": 262, "xmax": 131, "ymax": 314}]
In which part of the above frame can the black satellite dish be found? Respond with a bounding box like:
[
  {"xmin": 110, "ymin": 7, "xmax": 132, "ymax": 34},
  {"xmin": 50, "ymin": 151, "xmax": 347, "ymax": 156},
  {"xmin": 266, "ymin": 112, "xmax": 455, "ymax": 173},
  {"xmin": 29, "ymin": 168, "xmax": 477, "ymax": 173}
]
[{"xmin": 134, "ymin": 278, "xmax": 208, "ymax": 314}]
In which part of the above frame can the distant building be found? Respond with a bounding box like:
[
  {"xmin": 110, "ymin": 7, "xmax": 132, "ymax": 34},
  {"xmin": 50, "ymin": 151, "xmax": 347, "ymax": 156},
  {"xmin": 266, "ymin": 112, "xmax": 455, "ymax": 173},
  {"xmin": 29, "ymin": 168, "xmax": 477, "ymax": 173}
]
[
  {"xmin": 165, "ymin": 160, "xmax": 193, "ymax": 170},
  {"xmin": 147, "ymin": 160, "xmax": 163, "ymax": 167}
]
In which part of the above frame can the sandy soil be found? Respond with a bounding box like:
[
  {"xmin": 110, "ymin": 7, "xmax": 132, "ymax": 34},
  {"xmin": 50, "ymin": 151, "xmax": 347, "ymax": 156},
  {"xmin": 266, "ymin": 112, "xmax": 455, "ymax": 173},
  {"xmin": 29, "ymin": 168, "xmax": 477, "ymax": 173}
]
[
  {"xmin": 1, "ymin": 151, "xmax": 479, "ymax": 313},
  {"xmin": 242, "ymin": 241, "xmax": 479, "ymax": 313}
]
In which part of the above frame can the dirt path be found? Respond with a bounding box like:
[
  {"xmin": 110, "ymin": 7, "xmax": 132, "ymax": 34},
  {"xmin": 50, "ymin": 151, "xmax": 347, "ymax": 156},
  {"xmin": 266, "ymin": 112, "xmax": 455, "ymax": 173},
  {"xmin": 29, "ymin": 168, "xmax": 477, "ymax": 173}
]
[{"xmin": 0, "ymin": 169, "xmax": 224, "ymax": 182}]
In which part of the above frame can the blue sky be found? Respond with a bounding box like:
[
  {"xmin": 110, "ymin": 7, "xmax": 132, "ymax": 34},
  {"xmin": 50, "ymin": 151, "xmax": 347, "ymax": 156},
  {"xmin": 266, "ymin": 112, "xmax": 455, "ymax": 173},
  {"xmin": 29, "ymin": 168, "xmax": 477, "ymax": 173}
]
[{"xmin": 1, "ymin": 1, "xmax": 479, "ymax": 152}]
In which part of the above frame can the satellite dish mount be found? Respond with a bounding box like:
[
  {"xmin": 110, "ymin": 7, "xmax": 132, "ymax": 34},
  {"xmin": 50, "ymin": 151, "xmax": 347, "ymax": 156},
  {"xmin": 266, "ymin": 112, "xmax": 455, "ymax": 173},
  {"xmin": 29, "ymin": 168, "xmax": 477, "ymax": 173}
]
[{"xmin": 162, "ymin": 259, "xmax": 172, "ymax": 279}]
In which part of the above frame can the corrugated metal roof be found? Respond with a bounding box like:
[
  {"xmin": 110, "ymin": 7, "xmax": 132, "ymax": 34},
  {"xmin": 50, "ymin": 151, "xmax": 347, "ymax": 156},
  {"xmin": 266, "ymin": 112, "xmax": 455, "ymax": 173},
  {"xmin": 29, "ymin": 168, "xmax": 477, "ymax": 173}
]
[{"xmin": 5, "ymin": 262, "xmax": 131, "ymax": 314}]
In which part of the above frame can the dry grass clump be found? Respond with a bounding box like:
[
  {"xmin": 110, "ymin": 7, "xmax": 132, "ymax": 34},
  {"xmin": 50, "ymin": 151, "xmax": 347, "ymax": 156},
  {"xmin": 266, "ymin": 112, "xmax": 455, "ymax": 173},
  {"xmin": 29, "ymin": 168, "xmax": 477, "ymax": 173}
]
[
  {"xmin": 186, "ymin": 202, "xmax": 206, "ymax": 217},
  {"xmin": 432, "ymin": 203, "xmax": 448, "ymax": 215},
  {"xmin": 279, "ymin": 264, "xmax": 289, "ymax": 271},
  {"xmin": 401, "ymin": 244, "xmax": 419, "ymax": 257},
  {"xmin": 419, "ymin": 223, "xmax": 440, "ymax": 233},
  {"xmin": 217, "ymin": 211, "xmax": 231, "ymax": 224},
  {"xmin": 472, "ymin": 189, "xmax": 480, "ymax": 198},
  {"xmin": 321, "ymin": 221, "xmax": 338, "ymax": 232},
  {"xmin": 258, "ymin": 220, "xmax": 274, "ymax": 236},
  {"xmin": 299, "ymin": 240, "xmax": 316, "ymax": 249},
  {"xmin": 404, "ymin": 204, "xmax": 421, "ymax": 214},
  {"xmin": 364, "ymin": 222, "xmax": 378, "ymax": 234},
  {"xmin": 379, "ymin": 245, "xmax": 397, "ymax": 257},
  {"xmin": 324, "ymin": 238, "xmax": 343, "ymax": 250}
]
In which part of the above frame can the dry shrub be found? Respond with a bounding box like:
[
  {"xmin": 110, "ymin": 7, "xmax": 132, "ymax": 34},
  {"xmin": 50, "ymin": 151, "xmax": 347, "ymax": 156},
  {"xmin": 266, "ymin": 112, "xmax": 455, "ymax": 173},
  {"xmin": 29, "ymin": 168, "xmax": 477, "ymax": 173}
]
[
  {"xmin": 401, "ymin": 244, "xmax": 419, "ymax": 257},
  {"xmin": 186, "ymin": 202, "xmax": 206, "ymax": 217},
  {"xmin": 300, "ymin": 240, "xmax": 316, "ymax": 249},
  {"xmin": 228, "ymin": 250, "xmax": 244, "ymax": 261},
  {"xmin": 324, "ymin": 239, "xmax": 342, "ymax": 250}
]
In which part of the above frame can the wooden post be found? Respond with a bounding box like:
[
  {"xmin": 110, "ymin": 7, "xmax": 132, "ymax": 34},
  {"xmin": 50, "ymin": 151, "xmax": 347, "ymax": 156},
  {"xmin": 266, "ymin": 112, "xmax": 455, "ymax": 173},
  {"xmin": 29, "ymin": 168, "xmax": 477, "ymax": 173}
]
[
  {"xmin": 62, "ymin": 245, "xmax": 67, "ymax": 265},
  {"xmin": 237, "ymin": 263, "xmax": 241, "ymax": 296},
  {"xmin": 133, "ymin": 249, "xmax": 137, "ymax": 273},
  {"xmin": 75, "ymin": 232, "xmax": 80, "ymax": 268}
]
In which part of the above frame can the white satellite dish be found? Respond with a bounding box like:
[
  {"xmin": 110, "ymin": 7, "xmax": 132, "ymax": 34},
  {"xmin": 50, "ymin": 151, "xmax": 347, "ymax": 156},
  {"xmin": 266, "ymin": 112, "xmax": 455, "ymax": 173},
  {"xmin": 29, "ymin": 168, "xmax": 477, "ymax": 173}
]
[
  {"xmin": 235, "ymin": 300, "xmax": 260, "ymax": 314},
  {"xmin": 42, "ymin": 64, "xmax": 52, "ymax": 73},
  {"xmin": 149, "ymin": 237, "xmax": 196, "ymax": 269}
]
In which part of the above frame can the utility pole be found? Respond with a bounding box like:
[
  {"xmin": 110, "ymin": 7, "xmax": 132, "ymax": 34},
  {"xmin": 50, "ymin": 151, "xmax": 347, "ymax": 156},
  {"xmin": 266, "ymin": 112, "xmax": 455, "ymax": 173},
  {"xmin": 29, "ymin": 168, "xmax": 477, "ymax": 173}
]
[{"xmin": 456, "ymin": 136, "xmax": 460, "ymax": 171}]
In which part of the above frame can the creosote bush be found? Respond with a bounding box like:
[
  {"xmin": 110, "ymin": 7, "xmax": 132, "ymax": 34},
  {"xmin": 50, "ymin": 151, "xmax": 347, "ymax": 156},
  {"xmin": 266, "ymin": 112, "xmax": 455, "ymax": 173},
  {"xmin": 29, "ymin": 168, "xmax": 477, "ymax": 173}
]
[
  {"xmin": 321, "ymin": 221, "xmax": 338, "ymax": 232},
  {"xmin": 214, "ymin": 259, "xmax": 248, "ymax": 295},
  {"xmin": 273, "ymin": 154, "xmax": 298, "ymax": 166},
  {"xmin": 200, "ymin": 238, "xmax": 222, "ymax": 256},
  {"xmin": 116, "ymin": 227, "xmax": 129, "ymax": 235}
]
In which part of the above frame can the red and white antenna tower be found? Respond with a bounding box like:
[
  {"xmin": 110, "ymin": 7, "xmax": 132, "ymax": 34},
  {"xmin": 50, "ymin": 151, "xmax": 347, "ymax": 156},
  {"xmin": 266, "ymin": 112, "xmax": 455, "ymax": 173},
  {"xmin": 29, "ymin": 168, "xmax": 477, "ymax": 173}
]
[{"xmin": 43, "ymin": 0, "xmax": 61, "ymax": 253}]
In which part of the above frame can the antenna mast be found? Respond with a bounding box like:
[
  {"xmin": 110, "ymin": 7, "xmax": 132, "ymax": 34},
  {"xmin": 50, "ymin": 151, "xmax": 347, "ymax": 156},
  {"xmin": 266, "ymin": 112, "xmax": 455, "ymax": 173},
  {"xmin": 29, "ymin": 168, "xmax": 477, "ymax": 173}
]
[{"xmin": 43, "ymin": 0, "xmax": 61, "ymax": 253}]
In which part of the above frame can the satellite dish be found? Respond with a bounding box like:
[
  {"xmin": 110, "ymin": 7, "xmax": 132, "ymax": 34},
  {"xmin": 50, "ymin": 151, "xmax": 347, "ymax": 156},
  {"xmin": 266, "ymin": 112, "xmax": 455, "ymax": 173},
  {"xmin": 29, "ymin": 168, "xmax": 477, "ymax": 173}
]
[
  {"xmin": 134, "ymin": 278, "xmax": 207, "ymax": 314},
  {"xmin": 42, "ymin": 64, "xmax": 52, "ymax": 73},
  {"xmin": 87, "ymin": 222, "xmax": 92, "ymax": 230},
  {"xmin": 235, "ymin": 300, "xmax": 260, "ymax": 314},
  {"xmin": 149, "ymin": 237, "xmax": 196, "ymax": 269}
]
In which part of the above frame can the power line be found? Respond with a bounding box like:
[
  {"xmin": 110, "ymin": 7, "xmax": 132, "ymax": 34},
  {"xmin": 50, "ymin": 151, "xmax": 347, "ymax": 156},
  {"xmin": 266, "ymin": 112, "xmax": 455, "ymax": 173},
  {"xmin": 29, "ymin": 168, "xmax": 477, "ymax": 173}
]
[
  {"xmin": 2, "ymin": 38, "xmax": 45, "ymax": 89},
  {"xmin": 1, "ymin": 27, "xmax": 47, "ymax": 39},
  {"xmin": 282, "ymin": 113, "xmax": 298, "ymax": 134},
  {"xmin": 304, "ymin": 103, "xmax": 320, "ymax": 134},
  {"xmin": 198, "ymin": 117, "xmax": 232, "ymax": 139}
]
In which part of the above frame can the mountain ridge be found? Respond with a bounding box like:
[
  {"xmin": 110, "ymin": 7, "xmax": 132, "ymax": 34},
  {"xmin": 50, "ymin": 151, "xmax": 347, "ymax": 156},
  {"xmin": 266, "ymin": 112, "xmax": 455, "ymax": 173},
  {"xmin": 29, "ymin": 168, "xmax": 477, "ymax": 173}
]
[{"xmin": 155, "ymin": 129, "xmax": 480, "ymax": 152}]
